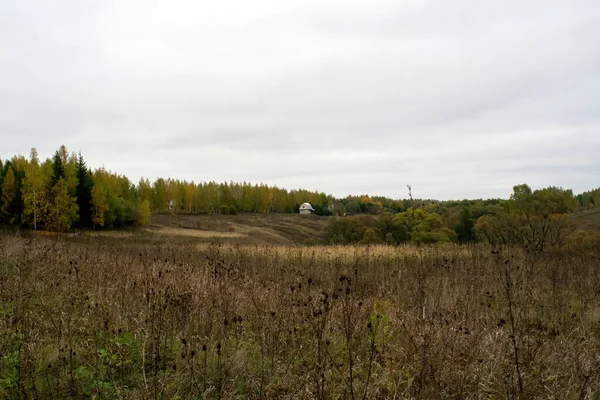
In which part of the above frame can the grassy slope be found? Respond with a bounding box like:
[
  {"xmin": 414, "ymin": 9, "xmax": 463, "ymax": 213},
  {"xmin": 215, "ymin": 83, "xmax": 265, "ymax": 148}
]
[
  {"xmin": 571, "ymin": 208, "xmax": 600, "ymax": 231},
  {"xmin": 149, "ymin": 213, "xmax": 330, "ymax": 245},
  {"xmin": 151, "ymin": 206, "xmax": 600, "ymax": 242},
  {"xmin": 80, "ymin": 206, "xmax": 600, "ymax": 249},
  {"xmin": 127, "ymin": 207, "xmax": 600, "ymax": 247}
]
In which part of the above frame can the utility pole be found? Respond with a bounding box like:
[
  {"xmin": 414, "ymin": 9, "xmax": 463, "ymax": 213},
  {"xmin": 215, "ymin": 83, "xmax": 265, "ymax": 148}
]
[{"xmin": 407, "ymin": 185, "xmax": 415, "ymax": 218}]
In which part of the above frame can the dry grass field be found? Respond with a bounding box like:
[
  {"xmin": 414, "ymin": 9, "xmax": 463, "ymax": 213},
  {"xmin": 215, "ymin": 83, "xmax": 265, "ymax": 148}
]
[
  {"xmin": 144, "ymin": 214, "xmax": 329, "ymax": 245},
  {"xmin": 77, "ymin": 214, "xmax": 328, "ymax": 247},
  {"xmin": 27, "ymin": 209, "xmax": 600, "ymax": 247},
  {"xmin": 2, "ymin": 225, "xmax": 600, "ymax": 399},
  {"xmin": 571, "ymin": 208, "xmax": 600, "ymax": 232}
]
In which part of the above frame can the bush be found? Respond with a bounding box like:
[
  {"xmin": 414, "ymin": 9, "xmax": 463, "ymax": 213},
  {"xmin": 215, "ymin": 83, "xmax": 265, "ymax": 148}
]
[
  {"xmin": 567, "ymin": 229, "xmax": 600, "ymax": 249},
  {"xmin": 360, "ymin": 227, "xmax": 383, "ymax": 245},
  {"xmin": 303, "ymin": 238, "xmax": 318, "ymax": 246},
  {"xmin": 329, "ymin": 234, "xmax": 347, "ymax": 245},
  {"xmin": 219, "ymin": 205, "xmax": 237, "ymax": 215},
  {"xmin": 385, "ymin": 232, "xmax": 397, "ymax": 245}
]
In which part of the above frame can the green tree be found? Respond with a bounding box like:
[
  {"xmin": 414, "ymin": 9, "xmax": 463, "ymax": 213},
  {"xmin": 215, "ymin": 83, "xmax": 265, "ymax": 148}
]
[
  {"xmin": 48, "ymin": 179, "xmax": 78, "ymax": 232},
  {"xmin": 511, "ymin": 185, "xmax": 576, "ymax": 251},
  {"xmin": 510, "ymin": 183, "xmax": 532, "ymax": 202},
  {"xmin": 385, "ymin": 232, "xmax": 397, "ymax": 245},
  {"xmin": 361, "ymin": 227, "xmax": 383, "ymax": 244},
  {"xmin": 183, "ymin": 181, "xmax": 195, "ymax": 213},
  {"xmin": 206, "ymin": 182, "xmax": 220, "ymax": 213},
  {"xmin": 219, "ymin": 183, "xmax": 233, "ymax": 208},
  {"xmin": 152, "ymin": 178, "xmax": 169, "ymax": 211},
  {"xmin": 75, "ymin": 153, "xmax": 93, "ymax": 228},
  {"xmin": 475, "ymin": 185, "xmax": 577, "ymax": 251},
  {"xmin": 137, "ymin": 178, "xmax": 153, "ymax": 205},
  {"xmin": 456, "ymin": 207, "xmax": 475, "ymax": 243},
  {"xmin": 50, "ymin": 150, "xmax": 66, "ymax": 188},
  {"xmin": 0, "ymin": 166, "xmax": 17, "ymax": 223}
]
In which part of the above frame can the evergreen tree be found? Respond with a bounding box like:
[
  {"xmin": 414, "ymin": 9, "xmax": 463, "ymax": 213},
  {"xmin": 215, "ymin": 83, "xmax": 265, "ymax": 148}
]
[
  {"xmin": 9, "ymin": 157, "xmax": 26, "ymax": 225},
  {"xmin": 50, "ymin": 150, "xmax": 65, "ymax": 188},
  {"xmin": 0, "ymin": 166, "xmax": 16, "ymax": 223},
  {"xmin": 456, "ymin": 207, "xmax": 475, "ymax": 243},
  {"xmin": 75, "ymin": 153, "xmax": 93, "ymax": 228}
]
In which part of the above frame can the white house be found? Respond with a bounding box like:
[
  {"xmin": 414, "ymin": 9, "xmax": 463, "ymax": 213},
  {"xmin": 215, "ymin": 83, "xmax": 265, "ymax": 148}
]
[
  {"xmin": 299, "ymin": 203, "xmax": 315, "ymax": 215},
  {"xmin": 168, "ymin": 199, "xmax": 176, "ymax": 212}
]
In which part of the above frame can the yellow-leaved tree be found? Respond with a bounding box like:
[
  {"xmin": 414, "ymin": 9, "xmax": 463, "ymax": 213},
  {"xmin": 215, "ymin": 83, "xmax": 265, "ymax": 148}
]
[
  {"xmin": 48, "ymin": 179, "xmax": 78, "ymax": 232},
  {"xmin": 136, "ymin": 199, "xmax": 151, "ymax": 226},
  {"xmin": 22, "ymin": 148, "xmax": 47, "ymax": 230},
  {"xmin": 91, "ymin": 184, "xmax": 109, "ymax": 230}
]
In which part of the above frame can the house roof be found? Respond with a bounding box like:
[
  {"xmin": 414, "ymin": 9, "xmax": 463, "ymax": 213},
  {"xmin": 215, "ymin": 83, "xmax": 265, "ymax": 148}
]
[{"xmin": 300, "ymin": 203, "xmax": 315, "ymax": 210}]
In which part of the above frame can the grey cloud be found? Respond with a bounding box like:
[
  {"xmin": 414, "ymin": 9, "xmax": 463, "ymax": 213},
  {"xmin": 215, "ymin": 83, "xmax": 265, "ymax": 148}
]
[{"xmin": 1, "ymin": 0, "xmax": 599, "ymax": 199}]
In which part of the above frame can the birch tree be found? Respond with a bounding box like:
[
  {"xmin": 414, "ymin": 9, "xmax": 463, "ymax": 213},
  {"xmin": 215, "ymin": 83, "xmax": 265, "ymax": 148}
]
[
  {"xmin": 21, "ymin": 148, "xmax": 46, "ymax": 229},
  {"xmin": 91, "ymin": 184, "xmax": 109, "ymax": 229},
  {"xmin": 48, "ymin": 179, "xmax": 78, "ymax": 232}
]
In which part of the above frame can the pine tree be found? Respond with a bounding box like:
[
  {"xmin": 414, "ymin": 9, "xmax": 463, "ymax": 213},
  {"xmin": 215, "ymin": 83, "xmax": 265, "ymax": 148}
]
[
  {"xmin": 50, "ymin": 150, "xmax": 65, "ymax": 188},
  {"xmin": 9, "ymin": 157, "xmax": 26, "ymax": 225}
]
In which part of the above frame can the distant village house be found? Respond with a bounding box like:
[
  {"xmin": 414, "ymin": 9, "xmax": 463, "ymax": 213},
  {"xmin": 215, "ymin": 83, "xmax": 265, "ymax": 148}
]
[{"xmin": 299, "ymin": 203, "xmax": 315, "ymax": 215}]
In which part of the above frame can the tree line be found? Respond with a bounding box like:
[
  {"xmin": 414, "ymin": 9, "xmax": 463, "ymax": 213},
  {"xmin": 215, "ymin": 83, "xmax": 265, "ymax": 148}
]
[
  {"xmin": 0, "ymin": 145, "xmax": 339, "ymax": 231},
  {"xmin": 0, "ymin": 146, "xmax": 597, "ymax": 247},
  {"xmin": 325, "ymin": 184, "xmax": 587, "ymax": 251},
  {"xmin": 577, "ymin": 187, "xmax": 600, "ymax": 209},
  {"xmin": 0, "ymin": 146, "xmax": 142, "ymax": 231}
]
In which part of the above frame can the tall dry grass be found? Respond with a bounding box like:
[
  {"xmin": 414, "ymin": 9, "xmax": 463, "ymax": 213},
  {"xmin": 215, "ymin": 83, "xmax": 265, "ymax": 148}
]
[{"xmin": 1, "ymin": 233, "xmax": 600, "ymax": 399}]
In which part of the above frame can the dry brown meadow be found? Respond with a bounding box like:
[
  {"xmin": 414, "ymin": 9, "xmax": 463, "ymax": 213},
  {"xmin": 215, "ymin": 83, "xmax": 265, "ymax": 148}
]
[{"xmin": 1, "ymin": 218, "xmax": 600, "ymax": 399}]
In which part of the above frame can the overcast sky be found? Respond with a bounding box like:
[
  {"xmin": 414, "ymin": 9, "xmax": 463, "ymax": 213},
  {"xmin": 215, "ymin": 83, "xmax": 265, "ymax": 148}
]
[{"xmin": 1, "ymin": 0, "xmax": 599, "ymax": 199}]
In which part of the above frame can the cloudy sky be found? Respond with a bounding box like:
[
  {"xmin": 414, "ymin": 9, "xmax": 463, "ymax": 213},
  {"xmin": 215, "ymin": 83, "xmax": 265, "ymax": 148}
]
[{"xmin": 1, "ymin": 0, "xmax": 599, "ymax": 199}]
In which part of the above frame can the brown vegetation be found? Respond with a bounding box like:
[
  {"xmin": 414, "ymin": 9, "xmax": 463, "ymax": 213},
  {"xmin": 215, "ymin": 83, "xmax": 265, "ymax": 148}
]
[
  {"xmin": 151, "ymin": 213, "xmax": 329, "ymax": 245},
  {"xmin": 1, "ymin": 231, "xmax": 600, "ymax": 399},
  {"xmin": 571, "ymin": 208, "xmax": 600, "ymax": 231}
]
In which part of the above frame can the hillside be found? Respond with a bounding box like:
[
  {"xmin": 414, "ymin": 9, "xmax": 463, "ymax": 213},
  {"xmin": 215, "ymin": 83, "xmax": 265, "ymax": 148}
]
[
  {"xmin": 88, "ymin": 207, "xmax": 600, "ymax": 247},
  {"xmin": 143, "ymin": 213, "xmax": 329, "ymax": 245},
  {"xmin": 571, "ymin": 208, "xmax": 600, "ymax": 231}
]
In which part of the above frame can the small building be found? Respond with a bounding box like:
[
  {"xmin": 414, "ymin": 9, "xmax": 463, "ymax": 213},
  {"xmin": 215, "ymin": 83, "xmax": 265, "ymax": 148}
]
[
  {"xmin": 168, "ymin": 199, "xmax": 176, "ymax": 212},
  {"xmin": 299, "ymin": 203, "xmax": 315, "ymax": 215}
]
